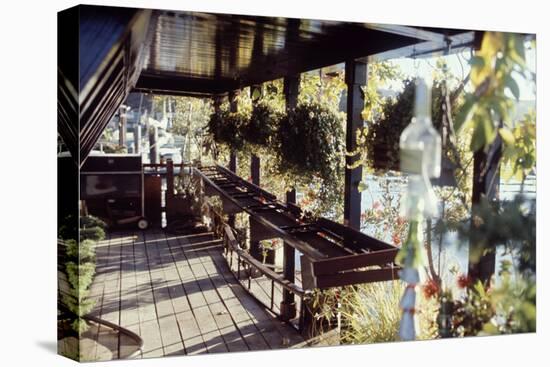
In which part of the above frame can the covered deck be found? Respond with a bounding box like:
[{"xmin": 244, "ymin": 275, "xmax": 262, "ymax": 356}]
[
  {"xmin": 87, "ymin": 228, "xmax": 305, "ymax": 360},
  {"xmin": 57, "ymin": 4, "xmax": 491, "ymax": 361}
]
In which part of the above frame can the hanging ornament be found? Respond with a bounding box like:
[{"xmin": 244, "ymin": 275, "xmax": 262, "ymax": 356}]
[{"xmin": 397, "ymin": 77, "xmax": 442, "ymax": 341}]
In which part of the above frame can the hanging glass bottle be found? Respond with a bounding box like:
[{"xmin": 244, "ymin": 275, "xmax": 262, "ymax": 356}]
[
  {"xmin": 397, "ymin": 77, "xmax": 442, "ymax": 341},
  {"xmin": 399, "ymin": 78, "xmax": 442, "ymax": 218}
]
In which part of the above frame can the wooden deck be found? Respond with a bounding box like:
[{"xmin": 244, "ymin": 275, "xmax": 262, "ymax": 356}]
[{"xmin": 87, "ymin": 229, "xmax": 305, "ymax": 361}]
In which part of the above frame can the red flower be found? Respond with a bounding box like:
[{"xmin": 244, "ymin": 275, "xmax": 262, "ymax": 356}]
[
  {"xmin": 373, "ymin": 201, "xmax": 381, "ymax": 210},
  {"xmin": 457, "ymin": 274, "xmax": 471, "ymax": 289},
  {"xmin": 422, "ymin": 279, "xmax": 440, "ymax": 299},
  {"xmin": 396, "ymin": 216, "xmax": 405, "ymax": 226},
  {"xmin": 391, "ymin": 232, "xmax": 402, "ymax": 246}
]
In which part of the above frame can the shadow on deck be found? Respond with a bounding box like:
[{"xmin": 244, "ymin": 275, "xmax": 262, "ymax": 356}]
[{"xmin": 87, "ymin": 228, "xmax": 305, "ymax": 361}]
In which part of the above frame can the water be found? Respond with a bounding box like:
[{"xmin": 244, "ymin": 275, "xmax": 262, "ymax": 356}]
[{"xmin": 358, "ymin": 172, "xmax": 536, "ymax": 279}]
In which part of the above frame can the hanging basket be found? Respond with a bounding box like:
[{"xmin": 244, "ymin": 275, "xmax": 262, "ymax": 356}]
[{"xmin": 371, "ymin": 142, "xmax": 400, "ymax": 171}]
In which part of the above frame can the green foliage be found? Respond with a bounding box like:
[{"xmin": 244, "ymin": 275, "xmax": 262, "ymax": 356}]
[
  {"xmin": 80, "ymin": 215, "xmax": 107, "ymax": 230},
  {"xmin": 501, "ymin": 109, "xmax": 536, "ymax": 182},
  {"xmin": 60, "ymin": 220, "xmax": 99, "ymax": 335},
  {"xmin": 169, "ymin": 97, "xmax": 213, "ymax": 137},
  {"xmin": 482, "ymin": 265, "xmax": 536, "ymax": 334},
  {"xmin": 276, "ymin": 101, "xmax": 345, "ymax": 217},
  {"xmin": 61, "ymin": 237, "xmax": 97, "ymax": 334},
  {"xmin": 243, "ymin": 99, "xmax": 283, "ymax": 154},
  {"xmin": 454, "ymin": 32, "xmax": 532, "ymax": 156},
  {"xmin": 79, "ymin": 226, "xmax": 105, "ymax": 242},
  {"xmin": 101, "ymin": 144, "xmax": 127, "ymax": 154},
  {"xmin": 207, "ymin": 107, "xmax": 250, "ymax": 152},
  {"xmin": 299, "ymin": 70, "xmax": 346, "ymax": 107},
  {"xmin": 361, "ymin": 62, "xmax": 403, "ymax": 122},
  {"xmin": 458, "ymin": 195, "xmax": 535, "ymax": 273},
  {"xmin": 358, "ymin": 78, "xmax": 456, "ymax": 171},
  {"xmin": 311, "ymin": 282, "xmax": 438, "ymax": 344},
  {"xmin": 79, "ymin": 216, "xmax": 106, "ymax": 241},
  {"xmin": 65, "ymin": 239, "xmax": 96, "ymax": 263},
  {"xmin": 448, "ymin": 280, "xmax": 495, "ymax": 337},
  {"xmin": 340, "ymin": 282, "xmax": 402, "ymax": 343}
]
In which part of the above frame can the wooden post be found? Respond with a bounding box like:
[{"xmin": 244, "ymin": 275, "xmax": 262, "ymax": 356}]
[
  {"xmin": 468, "ymin": 133, "xmax": 502, "ymax": 284},
  {"xmin": 166, "ymin": 158, "xmax": 174, "ymax": 199},
  {"xmin": 119, "ymin": 105, "xmax": 127, "ymax": 148},
  {"xmin": 280, "ymin": 74, "xmax": 300, "ymax": 321},
  {"xmin": 344, "ymin": 59, "xmax": 366, "ymax": 230},
  {"xmin": 250, "ymin": 84, "xmax": 262, "ymax": 186},
  {"xmin": 228, "ymin": 91, "xmax": 238, "ymax": 173},
  {"xmin": 165, "ymin": 158, "xmax": 175, "ymax": 224},
  {"xmin": 249, "ymin": 85, "xmax": 264, "ymax": 264},
  {"xmin": 149, "ymin": 125, "xmax": 159, "ymax": 164},
  {"xmin": 228, "ymin": 91, "xmax": 239, "ymax": 229},
  {"xmin": 133, "ymin": 125, "xmax": 141, "ymax": 154}
]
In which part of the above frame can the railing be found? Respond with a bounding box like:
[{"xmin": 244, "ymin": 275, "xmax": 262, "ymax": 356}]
[{"xmin": 205, "ymin": 202, "xmax": 308, "ymax": 332}]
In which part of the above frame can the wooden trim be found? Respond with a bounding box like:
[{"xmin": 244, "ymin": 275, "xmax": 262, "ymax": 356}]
[
  {"xmin": 196, "ymin": 166, "xmax": 325, "ymax": 260},
  {"xmin": 312, "ymin": 248, "xmax": 398, "ymax": 276},
  {"xmin": 222, "ymin": 223, "xmax": 304, "ymax": 296},
  {"xmin": 315, "ymin": 267, "xmax": 400, "ymax": 289},
  {"xmin": 317, "ymin": 217, "xmax": 395, "ymax": 252}
]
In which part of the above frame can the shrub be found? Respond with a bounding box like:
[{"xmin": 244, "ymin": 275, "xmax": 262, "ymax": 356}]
[
  {"xmin": 338, "ymin": 281, "xmax": 439, "ymax": 344},
  {"xmin": 61, "ymin": 239, "xmax": 97, "ymax": 334},
  {"xmin": 80, "ymin": 215, "xmax": 107, "ymax": 230},
  {"xmin": 79, "ymin": 226, "xmax": 105, "ymax": 242}
]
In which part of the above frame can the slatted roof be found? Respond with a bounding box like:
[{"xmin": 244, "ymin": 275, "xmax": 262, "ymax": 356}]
[
  {"xmin": 135, "ymin": 10, "xmax": 478, "ymax": 96},
  {"xmin": 57, "ymin": 4, "xmax": 480, "ymax": 166}
]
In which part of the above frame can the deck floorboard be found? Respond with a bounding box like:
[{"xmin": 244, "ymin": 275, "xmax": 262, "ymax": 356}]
[{"xmin": 86, "ymin": 228, "xmax": 304, "ymax": 360}]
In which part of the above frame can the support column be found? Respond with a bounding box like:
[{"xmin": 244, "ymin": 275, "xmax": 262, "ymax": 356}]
[
  {"xmin": 250, "ymin": 84, "xmax": 262, "ymax": 186},
  {"xmin": 211, "ymin": 96, "xmax": 222, "ymax": 161},
  {"xmin": 468, "ymin": 132, "xmax": 502, "ymax": 284},
  {"xmin": 133, "ymin": 125, "xmax": 141, "ymax": 154},
  {"xmin": 280, "ymin": 74, "xmax": 300, "ymax": 321},
  {"xmin": 149, "ymin": 125, "xmax": 159, "ymax": 164},
  {"xmin": 119, "ymin": 105, "xmax": 127, "ymax": 148},
  {"xmin": 344, "ymin": 59, "xmax": 366, "ymax": 230},
  {"xmin": 228, "ymin": 91, "xmax": 239, "ymax": 229},
  {"xmin": 165, "ymin": 158, "xmax": 175, "ymax": 224},
  {"xmin": 166, "ymin": 159, "xmax": 174, "ymax": 199},
  {"xmin": 228, "ymin": 91, "xmax": 238, "ymax": 173},
  {"xmin": 249, "ymin": 85, "xmax": 263, "ymax": 263}
]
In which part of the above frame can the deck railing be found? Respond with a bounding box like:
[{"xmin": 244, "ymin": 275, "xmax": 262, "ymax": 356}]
[{"xmin": 205, "ymin": 202, "xmax": 308, "ymax": 332}]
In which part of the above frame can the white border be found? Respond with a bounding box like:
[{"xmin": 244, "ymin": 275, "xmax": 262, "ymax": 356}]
[{"xmin": 0, "ymin": 0, "xmax": 547, "ymax": 366}]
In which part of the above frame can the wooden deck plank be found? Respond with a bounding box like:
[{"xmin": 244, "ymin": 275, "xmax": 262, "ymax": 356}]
[
  {"xmin": 206, "ymin": 248, "xmax": 304, "ymax": 349},
  {"xmin": 167, "ymin": 232, "xmax": 255, "ymax": 352},
  {"xmin": 175, "ymin": 310, "xmax": 208, "ymax": 355},
  {"xmin": 86, "ymin": 228, "xmax": 304, "ymax": 361}
]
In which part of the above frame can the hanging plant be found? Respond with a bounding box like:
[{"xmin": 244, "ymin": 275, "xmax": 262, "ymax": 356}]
[
  {"xmin": 207, "ymin": 107, "xmax": 250, "ymax": 152},
  {"xmin": 362, "ymin": 78, "xmax": 456, "ymax": 172},
  {"xmin": 242, "ymin": 99, "xmax": 282, "ymax": 154},
  {"xmin": 276, "ymin": 101, "xmax": 345, "ymax": 216}
]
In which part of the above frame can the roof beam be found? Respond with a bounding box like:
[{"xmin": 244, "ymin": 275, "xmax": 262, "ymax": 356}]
[
  {"xmin": 364, "ymin": 30, "xmax": 481, "ymax": 62},
  {"xmin": 134, "ymin": 72, "xmax": 239, "ymax": 96},
  {"xmin": 366, "ymin": 24, "xmax": 450, "ymax": 43}
]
